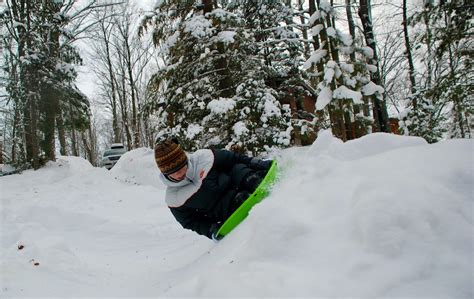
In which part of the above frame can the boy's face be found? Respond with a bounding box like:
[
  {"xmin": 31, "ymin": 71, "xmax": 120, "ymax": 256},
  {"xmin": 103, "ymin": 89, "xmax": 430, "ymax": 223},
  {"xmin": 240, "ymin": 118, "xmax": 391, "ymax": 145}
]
[{"xmin": 169, "ymin": 164, "xmax": 188, "ymax": 181}]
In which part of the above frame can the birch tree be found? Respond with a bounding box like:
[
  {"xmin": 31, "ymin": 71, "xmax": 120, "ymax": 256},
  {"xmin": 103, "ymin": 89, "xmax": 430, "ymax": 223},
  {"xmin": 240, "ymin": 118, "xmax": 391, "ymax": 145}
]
[{"xmin": 89, "ymin": 2, "xmax": 155, "ymax": 150}]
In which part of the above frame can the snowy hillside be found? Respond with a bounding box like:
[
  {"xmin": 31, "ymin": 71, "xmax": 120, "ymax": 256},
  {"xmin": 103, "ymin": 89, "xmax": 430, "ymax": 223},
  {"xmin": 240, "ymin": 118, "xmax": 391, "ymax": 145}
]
[{"xmin": 1, "ymin": 132, "xmax": 473, "ymax": 298}]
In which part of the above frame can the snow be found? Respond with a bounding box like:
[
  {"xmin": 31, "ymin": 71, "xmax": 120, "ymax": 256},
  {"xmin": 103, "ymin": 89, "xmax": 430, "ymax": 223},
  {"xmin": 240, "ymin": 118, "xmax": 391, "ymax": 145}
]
[
  {"xmin": 333, "ymin": 86, "xmax": 363, "ymax": 104},
  {"xmin": 207, "ymin": 97, "xmax": 236, "ymax": 114},
  {"xmin": 308, "ymin": 11, "xmax": 321, "ymax": 26},
  {"xmin": 0, "ymin": 164, "xmax": 16, "ymax": 174},
  {"xmin": 362, "ymin": 81, "xmax": 385, "ymax": 96},
  {"xmin": 109, "ymin": 148, "xmax": 163, "ymax": 189},
  {"xmin": 210, "ymin": 8, "xmax": 237, "ymax": 19},
  {"xmin": 319, "ymin": 0, "xmax": 332, "ymax": 13},
  {"xmin": 366, "ymin": 63, "xmax": 378, "ymax": 73},
  {"xmin": 340, "ymin": 61, "xmax": 354, "ymax": 73},
  {"xmin": 316, "ymin": 86, "xmax": 333, "ymax": 110},
  {"xmin": 324, "ymin": 61, "xmax": 336, "ymax": 82},
  {"xmin": 12, "ymin": 21, "xmax": 26, "ymax": 29},
  {"xmin": 302, "ymin": 48, "xmax": 327, "ymax": 70},
  {"xmin": 362, "ymin": 46, "xmax": 374, "ymax": 59},
  {"xmin": 233, "ymin": 121, "xmax": 249, "ymax": 137},
  {"xmin": 216, "ymin": 31, "xmax": 237, "ymax": 44},
  {"xmin": 185, "ymin": 123, "xmax": 203, "ymax": 140},
  {"xmin": 1, "ymin": 132, "xmax": 473, "ymax": 298},
  {"xmin": 261, "ymin": 95, "xmax": 281, "ymax": 122},
  {"xmin": 310, "ymin": 24, "xmax": 324, "ymax": 36},
  {"xmin": 184, "ymin": 15, "xmax": 213, "ymax": 38},
  {"xmin": 128, "ymin": 0, "xmax": 156, "ymax": 11},
  {"xmin": 339, "ymin": 45, "xmax": 354, "ymax": 55},
  {"xmin": 326, "ymin": 27, "xmax": 336, "ymax": 38},
  {"xmin": 339, "ymin": 31, "xmax": 353, "ymax": 46},
  {"xmin": 164, "ymin": 31, "xmax": 179, "ymax": 53}
]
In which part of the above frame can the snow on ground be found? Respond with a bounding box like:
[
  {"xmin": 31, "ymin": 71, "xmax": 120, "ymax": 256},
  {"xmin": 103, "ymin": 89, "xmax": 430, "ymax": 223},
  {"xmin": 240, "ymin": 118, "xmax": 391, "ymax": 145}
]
[{"xmin": 1, "ymin": 131, "xmax": 473, "ymax": 298}]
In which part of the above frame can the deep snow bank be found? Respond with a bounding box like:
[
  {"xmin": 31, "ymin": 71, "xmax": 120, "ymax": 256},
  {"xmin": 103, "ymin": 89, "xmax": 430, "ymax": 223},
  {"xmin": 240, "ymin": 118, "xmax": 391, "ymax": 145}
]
[
  {"xmin": 159, "ymin": 132, "xmax": 473, "ymax": 298},
  {"xmin": 1, "ymin": 132, "xmax": 473, "ymax": 298},
  {"xmin": 110, "ymin": 147, "xmax": 165, "ymax": 189},
  {"xmin": 1, "ymin": 155, "xmax": 208, "ymax": 297}
]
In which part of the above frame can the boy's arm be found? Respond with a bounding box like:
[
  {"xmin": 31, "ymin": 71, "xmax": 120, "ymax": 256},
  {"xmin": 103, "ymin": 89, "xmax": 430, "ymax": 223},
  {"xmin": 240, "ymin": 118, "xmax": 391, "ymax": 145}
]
[
  {"xmin": 169, "ymin": 206, "xmax": 216, "ymax": 239},
  {"xmin": 212, "ymin": 149, "xmax": 271, "ymax": 172}
]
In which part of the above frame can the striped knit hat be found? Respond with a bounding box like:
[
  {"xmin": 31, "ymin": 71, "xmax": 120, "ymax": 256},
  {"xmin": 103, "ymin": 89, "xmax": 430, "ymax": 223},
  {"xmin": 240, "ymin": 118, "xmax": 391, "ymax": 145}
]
[{"xmin": 154, "ymin": 139, "xmax": 188, "ymax": 175}]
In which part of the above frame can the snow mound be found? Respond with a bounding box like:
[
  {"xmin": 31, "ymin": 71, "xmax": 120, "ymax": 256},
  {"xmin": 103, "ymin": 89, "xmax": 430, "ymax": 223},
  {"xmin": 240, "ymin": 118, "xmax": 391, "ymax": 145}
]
[
  {"xmin": 160, "ymin": 132, "xmax": 473, "ymax": 298},
  {"xmin": 1, "ymin": 132, "xmax": 473, "ymax": 298},
  {"xmin": 309, "ymin": 130, "xmax": 428, "ymax": 161},
  {"xmin": 110, "ymin": 147, "xmax": 165, "ymax": 189},
  {"xmin": 5, "ymin": 155, "xmax": 102, "ymax": 186},
  {"xmin": 45, "ymin": 155, "xmax": 94, "ymax": 172}
]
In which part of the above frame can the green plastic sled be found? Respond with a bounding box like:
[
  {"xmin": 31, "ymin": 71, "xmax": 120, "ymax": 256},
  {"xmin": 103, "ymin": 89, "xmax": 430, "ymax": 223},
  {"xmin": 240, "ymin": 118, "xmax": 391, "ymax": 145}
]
[{"xmin": 215, "ymin": 160, "xmax": 278, "ymax": 240}]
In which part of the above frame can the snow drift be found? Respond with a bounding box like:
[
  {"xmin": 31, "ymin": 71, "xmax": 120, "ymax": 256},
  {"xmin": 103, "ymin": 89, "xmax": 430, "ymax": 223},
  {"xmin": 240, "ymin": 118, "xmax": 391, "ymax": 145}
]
[{"xmin": 1, "ymin": 132, "xmax": 473, "ymax": 298}]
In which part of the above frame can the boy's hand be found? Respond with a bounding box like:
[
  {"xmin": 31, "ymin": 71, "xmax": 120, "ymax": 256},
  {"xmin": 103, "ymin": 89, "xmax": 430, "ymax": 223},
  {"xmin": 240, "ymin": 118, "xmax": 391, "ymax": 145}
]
[
  {"xmin": 210, "ymin": 223, "xmax": 221, "ymax": 242},
  {"xmin": 250, "ymin": 158, "xmax": 272, "ymax": 171}
]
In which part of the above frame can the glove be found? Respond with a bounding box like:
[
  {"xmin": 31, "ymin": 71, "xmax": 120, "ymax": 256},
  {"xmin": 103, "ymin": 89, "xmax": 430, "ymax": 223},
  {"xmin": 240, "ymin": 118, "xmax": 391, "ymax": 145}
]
[
  {"xmin": 241, "ymin": 172, "xmax": 264, "ymax": 193},
  {"xmin": 210, "ymin": 223, "xmax": 221, "ymax": 243},
  {"xmin": 211, "ymin": 234, "xmax": 220, "ymax": 243},
  {"xmin": 233, "ymin": 191, "xmax": 251, "ymax": 206},
  {"xmin": 249, "ymin": 158, "xmax": 272, "ymax": 171}
]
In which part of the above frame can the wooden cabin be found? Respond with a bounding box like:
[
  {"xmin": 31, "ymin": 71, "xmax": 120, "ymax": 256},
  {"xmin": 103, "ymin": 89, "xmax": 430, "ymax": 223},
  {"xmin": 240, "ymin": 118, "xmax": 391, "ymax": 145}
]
[{"xmin": 269, "ymin": 77, "xmax": 400, "ymax": 145}]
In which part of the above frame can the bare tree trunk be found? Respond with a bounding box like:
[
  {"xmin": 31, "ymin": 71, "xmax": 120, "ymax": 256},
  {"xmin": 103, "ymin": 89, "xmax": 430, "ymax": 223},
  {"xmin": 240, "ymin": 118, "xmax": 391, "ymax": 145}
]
[
  {"xmin": 0, "ymin": 133, "xmax": 3, "ymax": 165},
  {"xmin": 81, "ymin": 119, "xmax": 97, "ymax": 165},
  {"xmin": 119, "ymin": 69, "xmax": 132, "ymax": 149},
  {"xmin": 328, "ymin": 0, "xmax": 339, "ymax": 63},
  {"xmin": 88, "ymin": 120, "xmax": 98, "ymax": 165},
  {"xmin": 327, "ymin": 6, "xmax": 346, "ymax": 140},
  {"xmin": 24, "ymin": 97, "xmax": 39, "ymax": 168},
  {"xmin": 11, "ymin": 104, "xmax": 21, "ymax": 163},
  {"xmin": 358, "ymin": 0, "xmax": 391, "ymax": 133},
  {"xmin": 442, "ymin": 8, "xmax": 466, "ymax": 138},
  {"xmin": 345, "ymin": 0, "xmax": 356, "ymax": 62},
  {"xmin": 208, "ymin": 0, "xmax": 233, "ymax": 100},
  {"xmin": 81, "ymin": 131, "xmax": 91, "ymax": 162},
  {"xmin": 111, "ymin": 26, "xmax": 133, "ymax": 149},
  {"xmin": 100, "ymin": 19, "xmax": 121, "ymax": 143},
  {"xmin": 346, "ymin": 0, "xmax": 367, "ymax": 137},
  {"xmin": 96, "ymin": 5, "xmax": 155, "ymax": 148},
  {"xmin": 308, "ymin": 0, "xmax": 324, "ymax": 76},
  {"xmin": 423, "ymin": 2, "xmax": 433, "ymax": 90},
  {"xmin": 402, "ymin": 0, "xmax": 417, "ymax": 102},
  {"xmin": 56, "ymin": 112, "xmax": 67, "ymax": 155},
  {"xmin": 116, "ymin": 14, "xmax": 140, "ymax": 148},
  {"xmin": 41, "ymin": 90, "xmax": 58, "ymax": 161},
  {"xmin": 41, "ymin": 91, "xmax": 58, "ymax": 161},
  {"xmin": 14, "ymin": 0, "xmax": 40, "ymax": 168},
  {"xmin": 40, "ymin": 0, "xmax": 62, "ymax": 162},
  {"xmin": 298, "ymin": 0, "xmax": 311, "ymax": 60},
  {"xmin": 125, "ymin": 39, "xmax": 140, "ymax": 148},
  {"xmin": 69, "ymin": 103, "xmax": 79, "ymax": 156},
  {"xmin": 202, "ymin": 0, "xmax": 213, "ymax": 14},
  {"xmin": 70, "ymin": 127, "xmax": 78, "ymax": 156},
  {"xmin": 7, "ymin": 46, "xmax": 22, "ymax": 163},
  {"xmin": 143, "ymin": 115, "xmax": 152, "ymax": 148}
]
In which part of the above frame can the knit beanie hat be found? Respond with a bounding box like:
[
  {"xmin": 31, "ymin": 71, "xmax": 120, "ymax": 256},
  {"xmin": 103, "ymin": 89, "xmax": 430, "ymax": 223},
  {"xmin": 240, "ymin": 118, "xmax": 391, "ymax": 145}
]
[{"xmin": 154, "ymin": 139, "xmax": 188, "ymax": 175}]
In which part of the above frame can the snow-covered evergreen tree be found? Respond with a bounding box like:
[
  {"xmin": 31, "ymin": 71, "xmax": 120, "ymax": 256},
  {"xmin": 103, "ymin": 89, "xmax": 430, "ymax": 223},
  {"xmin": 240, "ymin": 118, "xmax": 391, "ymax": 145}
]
[
  {"xmin": 428, "ymin": 0, "xmax": 472, "ymax": 139},
  {"xmin": 1, "ymin": 0, "xmax": 90, "ymax": 168},
  {"xmin": 399, "ymin": 97, "xmax": 445, "ymax": 143},
  {"xmin": 303, "ymin": 1, "xmax": 379, "ymax": 140},
  {"xmin": 143, "ymin": 1, "xmax": 302, "ymax": 155},
  {"xmin": 400, "ymin": 0, "xmax": 472, "ymax": 141}
]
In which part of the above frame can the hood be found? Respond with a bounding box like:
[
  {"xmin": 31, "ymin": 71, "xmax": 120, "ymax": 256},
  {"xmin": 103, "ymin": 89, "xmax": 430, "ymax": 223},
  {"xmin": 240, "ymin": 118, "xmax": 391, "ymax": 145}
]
[{"xmin": 161, "ymin": 149, "xmax": 214, "ymax": 208}]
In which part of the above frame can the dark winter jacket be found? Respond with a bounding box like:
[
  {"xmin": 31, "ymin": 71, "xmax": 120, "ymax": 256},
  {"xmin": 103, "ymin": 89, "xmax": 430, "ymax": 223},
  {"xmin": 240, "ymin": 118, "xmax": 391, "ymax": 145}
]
[{"xmin": 159, "ymin": 149, "xmax": 259, "ymax": 239}]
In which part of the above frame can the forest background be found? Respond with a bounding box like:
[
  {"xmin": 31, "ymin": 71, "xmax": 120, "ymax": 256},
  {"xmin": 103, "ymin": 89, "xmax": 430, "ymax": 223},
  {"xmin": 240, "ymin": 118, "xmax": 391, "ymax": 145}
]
[{"xmin": 0, "ymin": 0, "xmax": 472, "ymax": 169}]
